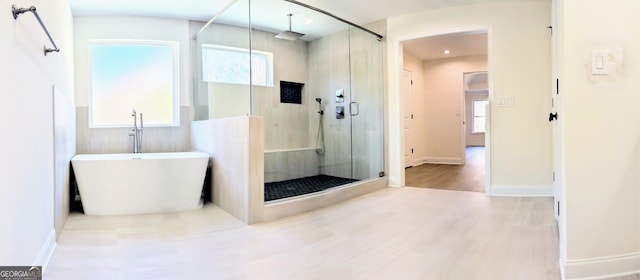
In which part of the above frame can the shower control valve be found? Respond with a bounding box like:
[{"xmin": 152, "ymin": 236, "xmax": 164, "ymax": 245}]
[{"xmin": 336, "ymin": 106, "xmax": 345, "ymax": 119}]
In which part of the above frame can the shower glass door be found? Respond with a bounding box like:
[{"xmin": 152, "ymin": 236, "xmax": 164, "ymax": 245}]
[
  {"xmin": 308, "ymin": 21, "xmax": 353, "ymax": 182},
  {"xmin": 349, "ymin": 26, "xmax": 384, "ymax": 181},
  {"xmin": 247, "ymin": 0, "xmax": 384, "ymax": 202},
  {"xmin": 192, "ymin": 0, "xmax": 251, "ymax": 121}
]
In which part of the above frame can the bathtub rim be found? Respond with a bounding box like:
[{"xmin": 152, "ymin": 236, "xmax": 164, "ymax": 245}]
[{"xmin": 71, "ymin": 151, "xmax": 210, "ymax": 161}]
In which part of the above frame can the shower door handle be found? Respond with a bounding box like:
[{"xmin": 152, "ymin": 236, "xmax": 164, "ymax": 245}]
[{"xmin": 350, "ymin": 102, "xmax": 360, "ymax": 116}]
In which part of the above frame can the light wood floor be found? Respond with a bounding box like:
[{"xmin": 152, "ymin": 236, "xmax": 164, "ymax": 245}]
[
  {"xmin": 45, "ymin": 187, "xmax": 563, "ymax": 279},
  {"xmin": 406, "ymin": 146, "xmax": 485, "ymax": 192}
]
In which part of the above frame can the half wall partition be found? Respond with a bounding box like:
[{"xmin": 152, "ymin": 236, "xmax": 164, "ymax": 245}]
[{"xmin": 192, "ymin": 0, "xmax": 384, "ymax": 206}]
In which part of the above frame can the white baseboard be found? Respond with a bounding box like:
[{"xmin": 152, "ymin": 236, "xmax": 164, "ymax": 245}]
[
  {"xmin": 410, "ymin": 157, "xmax": 427, "ymax": 167},
  {"xmin": 34, "ymin": 229, "xmax": 57, "ymax": 272},
  {"xmin": 490, "ymin": 184, "xmax": 553, "ymax": 197},
  {"xmin": 466, "ymin": 143, "xmax": 485, "ymax": 147},
  {"xmin": 565, "ymin": 252, "xmax": 640, "ymax": 280},
  {"xmin": 422, "ymin": 157, "xmax": 463, "ymax": 165}
]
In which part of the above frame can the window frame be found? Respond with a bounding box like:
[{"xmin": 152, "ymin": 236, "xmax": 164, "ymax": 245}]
[
  {"xmin": 201, "ymin": 44, "xmax": 274, "ymax": 87},
  {"xmin": 88, "ymin": 39, "xmax": 181, "ymax": 128},
  {"xmin": 471, "ymin": 99, "xmax": 489, "ymax": 134}
]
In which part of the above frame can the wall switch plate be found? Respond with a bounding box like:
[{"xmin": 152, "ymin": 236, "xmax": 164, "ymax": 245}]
[
  {"xmin": 591, "ymin": 50, "xmax": 608, "ymax": 75},
  {"xmin": 496, "ymin": 96, "xmax": 515, "ymax": 107}
]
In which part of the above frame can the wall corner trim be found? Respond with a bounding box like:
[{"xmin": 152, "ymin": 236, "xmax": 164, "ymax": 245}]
[
  {"xmin": 490, "ymin": 184, "xmax": 553, "ymax": 197},
  {"xmin": 565, "ymin": 252, "xmax": 640, "ymax": 280},
  {"xmin": 34, "ymin": 229, "xmax": 57, "ymax": 272}
]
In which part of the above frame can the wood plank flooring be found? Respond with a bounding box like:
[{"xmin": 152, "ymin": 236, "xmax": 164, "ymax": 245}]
[
  {"xmin": 45, "ymin": 187, "xmax": 562, "ymax": 280},
  {"xmin": 406, "ymin": 146, "xmax": 485, "ymax": 192}
]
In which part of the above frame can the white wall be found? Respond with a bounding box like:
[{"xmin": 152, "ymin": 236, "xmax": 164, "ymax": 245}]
[
  {"xmin": 386, "ymin": 1, "xmax": 552, "ymax": 192},
  {"xmin": 557, "ymin": 0, "xmax": 640, "ymax": 278},
  {"xmin": 0, "ymin": 0, "xmax": 75, "ymax": 267},
  {"xmin": 74, "ymin": 16, "xmax": 193, "ymax": 154},
  {"xmin": 422, "ymin": 55, "xmax": 487, "ymax": 163}
]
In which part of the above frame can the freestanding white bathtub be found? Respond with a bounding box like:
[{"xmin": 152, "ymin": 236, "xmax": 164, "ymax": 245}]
[{"xmin": 71, "ymin": 152, "xmax": 210, "ymax": 215}]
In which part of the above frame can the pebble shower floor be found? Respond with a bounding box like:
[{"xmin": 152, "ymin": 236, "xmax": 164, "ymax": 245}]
[{"xmin": 264, "ymin": 175, "xmax": 358, "ymax": 202}]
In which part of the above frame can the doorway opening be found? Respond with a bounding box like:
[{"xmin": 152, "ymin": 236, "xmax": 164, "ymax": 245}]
[{"xmin": 401, "ymin": 30, "xmax": 490, "ymax": 193}]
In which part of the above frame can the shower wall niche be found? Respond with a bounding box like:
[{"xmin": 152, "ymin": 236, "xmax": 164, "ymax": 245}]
[{"xmin": 192, "ymin": 0, "xmax": 385, "ymax": 209}]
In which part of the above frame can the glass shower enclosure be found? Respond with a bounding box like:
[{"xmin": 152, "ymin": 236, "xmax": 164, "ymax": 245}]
[{"xmin": 192, "ymin": 0, "xmax": 384, "ymax": 202}]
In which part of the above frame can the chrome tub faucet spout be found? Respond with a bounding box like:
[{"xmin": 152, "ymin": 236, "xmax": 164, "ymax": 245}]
[{"xmin": 128, "ymin": 109, "xmax": 143, "ymax": 153}]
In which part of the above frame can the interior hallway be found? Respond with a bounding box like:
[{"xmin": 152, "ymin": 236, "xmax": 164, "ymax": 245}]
[
  {"xmin": 406, "ymin": 146, "xmax": 485, "ymax": 192},
  {"xmin": 45, "ymin": 187, "xmax": 559, "ymax": 279}
]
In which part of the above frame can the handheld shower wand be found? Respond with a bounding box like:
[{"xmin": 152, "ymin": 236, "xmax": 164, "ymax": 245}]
[{"xmin": 315, "ymin": 98, "xmax": 323, "ymax": 115}]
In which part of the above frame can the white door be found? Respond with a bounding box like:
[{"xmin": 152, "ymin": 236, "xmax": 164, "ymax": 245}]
[
  {"xmin": 552, "ymin": 81, "xmax": 561, "ymax": 220},
  {"xmin": 550, "ymin": 6, "xmax": 562, "ymax": 222},
  {"xmin": 551, "ymin": 0, "xmax": 566, "ymax": 263},
  {"xmin": 402, "ymin": 69, "xmax": 414, "ymax": 168}
]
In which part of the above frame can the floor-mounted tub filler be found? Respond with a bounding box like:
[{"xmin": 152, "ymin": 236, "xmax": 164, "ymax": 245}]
[{"xmin": 71, "ymin": 152, "xmax": 210, "ymax": 215}]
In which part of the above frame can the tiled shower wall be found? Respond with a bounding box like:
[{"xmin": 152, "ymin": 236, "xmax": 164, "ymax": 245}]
[
  {"xmin": 75, "ymin": 106, "xmax": 193, "ymax": 154},
  {"xmin": 193, "ymin": 22, "xmax": 311, "ymax": 151},
  {"xmin": 307, "ymin": 21, "xmax": 386, "ymax": 181},
  {"xmin": 264, "ymin": 149, "xmax": 320, "ymax": 183}
]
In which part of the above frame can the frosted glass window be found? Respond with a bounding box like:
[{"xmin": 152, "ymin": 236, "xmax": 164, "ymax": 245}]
[
  {"xmin": 89, "ymin": 40, "xmax": 179, "ymax": 127},
  {"xmin": 472, "ymin": 100, "xmax": 489, "ymax": 133},
  {"xmin": 202, "ymin": 44, "xmax": 273, "ymax": 87}
]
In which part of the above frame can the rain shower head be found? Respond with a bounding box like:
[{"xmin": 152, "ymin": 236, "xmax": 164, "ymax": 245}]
[
  {"xmin": 275, "ymin": 30, "xmax": 305, "ymax": 41},
  {"xmin": 275, "ymin": 14, "xmax": 305, "ymax": 41}
]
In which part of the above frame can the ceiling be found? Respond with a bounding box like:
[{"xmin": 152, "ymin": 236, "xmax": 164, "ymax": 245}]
[
  {"xmin": 403, "ymin": 32, "xmax": 488, "ymax": 61},
  {"xmin": 69, "ymin": 0, "xmax": 522, "ymax": 23},
  {"xmin": 69, "ymin": 0, "xmax": 523, "ymax": 40}
]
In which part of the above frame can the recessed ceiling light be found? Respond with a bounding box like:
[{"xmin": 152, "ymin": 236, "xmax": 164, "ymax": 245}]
[{"xmin": 444, "ymin": 49, "xmax": 450, "ymax": 54}]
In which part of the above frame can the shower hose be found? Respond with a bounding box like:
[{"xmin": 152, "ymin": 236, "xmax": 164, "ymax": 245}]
[{"xmin": 316, "ymin": 115, "xmax": 325, "ymax": 155}]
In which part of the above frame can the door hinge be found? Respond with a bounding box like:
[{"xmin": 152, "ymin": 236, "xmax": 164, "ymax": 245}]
[
  {"xmin": 557, "ymin": 201, "xmax": 560, "ymax": 217},
  {"xmin": 411, "ymin": 114, "xmax": 414, "ymax": 119},
  {"xmin": 553, "ymin": 171, "xmax": 555, "ymax": 181},
  {"xmin": 556, "ymin": 79, "xmax": 559, "ymax": 95},
  {"xmin": 411, "ymin": 80, "xmax": 413, "ymax": 85},
  {"xmin": 411, "ymin": 148, "xmax": 414, "ymax": 154}
]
